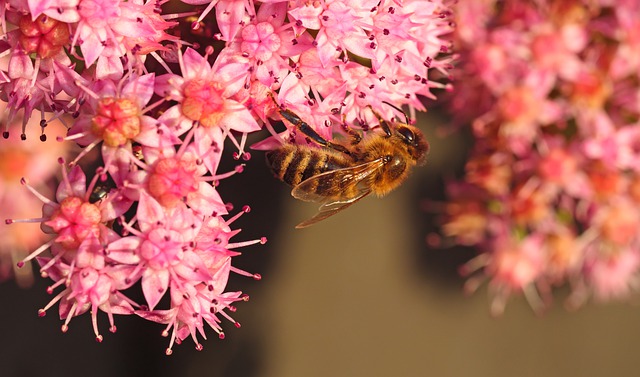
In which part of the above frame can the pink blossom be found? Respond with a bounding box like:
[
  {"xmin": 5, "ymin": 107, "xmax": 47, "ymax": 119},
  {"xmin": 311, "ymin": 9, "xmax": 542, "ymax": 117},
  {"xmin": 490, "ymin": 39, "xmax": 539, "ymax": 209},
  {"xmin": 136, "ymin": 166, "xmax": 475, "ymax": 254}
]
[
  {"xmin": 440, "ymin": 0, "xmax": 640, "ymax": 313},
  {"xmin": 0, "ymin": 50, "xmax": 57, "ymax": 127},
  {"xmin": 155, "ymin": 47, "xmax": 260, "ymax": 173},
  {"xmin": 217, "ymin": 1, "xmax": 314, "ymax": 88},
  {"xmin": 28, "ymin": 0, "xmax": 176, "ymax": 72},
  {"xmin": 70, "ymin": 74, "xmax": 164, "ymax": 142},
  {"xmin": 14, "ymin": 163, "xmax": 129, "ymax": 265},
  {"xmin": 109, "ymin": 199, "xmax": 264, "ymax": 354},
  {"xmin": 3, "ymin": 0, "xmax": 444, "ymax": 353},
  {"xmin": 131, "ymin": 141, "xmax": 228, "ymax": 216},
  {"xmin": 614, "ymin": 125, "xmax": 640, "ymax": 171},
  {"xmin": 37, "ymin": 238, "xmax": 139, "ymax": 343},
  {"xmin": 535, "ymin": 137, "xmax": 592, "ymax": 199},
  {"xmin": 107, "ymin": 192, "xmax": 209, "ymax": 309},
  {"xmin": 582, "ymin": 247, "xmax": 640, "ymax": 302}
]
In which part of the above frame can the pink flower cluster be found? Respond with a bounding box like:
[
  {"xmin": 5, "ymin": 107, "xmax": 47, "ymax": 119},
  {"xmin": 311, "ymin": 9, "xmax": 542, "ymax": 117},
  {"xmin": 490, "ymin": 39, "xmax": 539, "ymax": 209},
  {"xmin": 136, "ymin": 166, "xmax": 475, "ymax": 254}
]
[
  {"xmin": 440, "ymin": 0, "xmax": 640, "ymax": 315},
  {"xmin": 2, "ymin": 0, "xmax": 453, "ymax": 353}
]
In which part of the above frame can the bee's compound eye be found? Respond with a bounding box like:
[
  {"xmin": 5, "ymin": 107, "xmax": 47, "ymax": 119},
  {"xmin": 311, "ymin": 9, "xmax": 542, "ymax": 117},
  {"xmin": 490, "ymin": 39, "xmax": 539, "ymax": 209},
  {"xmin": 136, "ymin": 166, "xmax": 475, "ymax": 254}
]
[{"xmin": 398, "ymin": 126, "xmax": 415, "ymax": 143}]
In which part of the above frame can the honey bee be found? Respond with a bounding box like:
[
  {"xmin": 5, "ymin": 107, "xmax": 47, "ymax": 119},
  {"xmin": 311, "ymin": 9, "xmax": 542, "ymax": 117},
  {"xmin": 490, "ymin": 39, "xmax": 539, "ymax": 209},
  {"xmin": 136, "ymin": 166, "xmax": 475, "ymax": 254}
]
[{"xmin": 266, "ymin": 102, "xmax": 429, "ymax": 228}]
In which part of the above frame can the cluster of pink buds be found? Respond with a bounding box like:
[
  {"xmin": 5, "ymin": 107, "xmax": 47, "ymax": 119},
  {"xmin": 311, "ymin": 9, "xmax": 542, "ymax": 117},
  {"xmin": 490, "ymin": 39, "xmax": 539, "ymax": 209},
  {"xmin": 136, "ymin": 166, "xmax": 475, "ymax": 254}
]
[
  {"xmin": 438, "ymin": 0, "xmax": 640, "ymax": 315},
  {"xmin": 1, "ymin": 0, "xmax": 453, "ymax": 353}
]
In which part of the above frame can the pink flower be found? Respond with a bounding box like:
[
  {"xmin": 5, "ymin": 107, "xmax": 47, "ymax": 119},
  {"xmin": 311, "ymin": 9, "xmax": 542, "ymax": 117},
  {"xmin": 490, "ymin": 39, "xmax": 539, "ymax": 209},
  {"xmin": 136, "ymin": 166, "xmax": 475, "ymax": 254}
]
[
  {"xmin": 3, "ymin": 0, "xmax": 444, "ymax": 352},
  {"xmin": 28, "ymin": 0, "xmax": 176, "ymax": 73},
  {"xmin": 534, "ymin": 138, "xmax": 592, "ymax": 199},
  {"xmin": 36, "ymin": 237, "xmax": 139, "ymax": 343},
  {"xmin": 462, "ymin": 232, "xmax": 549, "ymax": 316},
  {"xmin": 109, "ymin": 197, "xmax": 264, "ymax": 354},
  {"xmin": 129, "ymin": 141, "xmax": 228, "ymax": 216},
  {"xmin": 285, "ymin": 0, "xmax": 453, "ymax": 121},
  {"xmin": 69, "ymin": 74, "xmax": 171, "ymax": 145},
  {"xmin": 65, "ymin": 73, "xmax": 182, "ymax": 181},
  {"xmin": 107, "ymin": 192, "xmax": 209, "ymax": 310},
  {"xmin": 9, "ymin": 148, "xmax": 263, "ymax": 351},
  {"xmin": 0, "ymin": 50, "xmax": 57, "ymax": 127},
  {"xmin": 613, "ymin": 125, "xmax": 640, "ymax": 171},
  {"xmin": 6, "ymin": 159, "xmax": 140, "ymax": 340},
  {"xmin": 441, "ymin": 0, "xmax": 640, "ymax": 313},
  {"xmin": 0, "ymin": 0, "xmax": 171, "ymax": 137},
  {"xmin": 582, "ymin": 247, "xmax": 640, "ymax": 302},
  {"xmin": 155, "ymin": 47, "xmax": 261, "ymax": 173},
  {"xmin": 217, "ymin": 1, "xmax": 314, "ymax": 88},
  {"xmin": 16, "ymin": 164, "xmax": 129, "ymax": 264}
]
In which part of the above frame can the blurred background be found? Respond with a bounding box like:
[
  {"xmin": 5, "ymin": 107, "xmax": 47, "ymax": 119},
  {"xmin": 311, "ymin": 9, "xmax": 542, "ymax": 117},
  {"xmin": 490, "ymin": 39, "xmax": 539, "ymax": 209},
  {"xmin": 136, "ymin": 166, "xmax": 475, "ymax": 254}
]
[{"xmin": 3, "ymin": 110, "xmax": 640, "ymax": 377}]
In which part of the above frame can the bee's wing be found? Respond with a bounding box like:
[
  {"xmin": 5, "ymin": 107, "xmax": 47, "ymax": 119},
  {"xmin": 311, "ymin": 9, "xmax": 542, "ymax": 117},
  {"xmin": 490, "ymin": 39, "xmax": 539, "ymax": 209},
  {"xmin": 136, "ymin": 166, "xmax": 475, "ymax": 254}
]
[
  {"xmin": 291, "ymin": 158, "xmax": 385, "ymax": 228},
  {"xmin": 291, "ymin": 157, "xmax": 385, "ymax": 203},
  {"xmin": 295, "ymin": 190, "xmax": 370, "ymax": 228}
]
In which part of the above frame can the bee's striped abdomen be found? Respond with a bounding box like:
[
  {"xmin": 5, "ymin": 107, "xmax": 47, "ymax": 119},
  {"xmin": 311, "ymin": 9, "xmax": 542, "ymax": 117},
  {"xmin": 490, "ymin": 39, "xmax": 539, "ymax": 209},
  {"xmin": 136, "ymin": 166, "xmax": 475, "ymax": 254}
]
[{"xmin": 266, "ymin": 145, "xmax": 346, "ymax": 188}]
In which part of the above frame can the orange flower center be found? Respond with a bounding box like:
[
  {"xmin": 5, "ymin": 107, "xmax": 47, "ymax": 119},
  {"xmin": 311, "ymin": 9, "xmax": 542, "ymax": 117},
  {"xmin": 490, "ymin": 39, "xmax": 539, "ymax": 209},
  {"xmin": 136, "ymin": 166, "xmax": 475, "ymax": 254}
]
[
  {"xmin": 18, "ymin": 15, "xmax": 70, "ymax": 59},
  {"xmin": 182, "ymin": 79, "xmax": 225, "ymax": 128},
  {"xmin": 91, "ymin": 98, "xmax": 141, "ymax": 147},
  {"xmin": 45, "ymin": 196, "xmax": 102, "ymax": 250},
  {"xmin": 147, "ymin": 156, "xmax": 199, "ymax": 208}
]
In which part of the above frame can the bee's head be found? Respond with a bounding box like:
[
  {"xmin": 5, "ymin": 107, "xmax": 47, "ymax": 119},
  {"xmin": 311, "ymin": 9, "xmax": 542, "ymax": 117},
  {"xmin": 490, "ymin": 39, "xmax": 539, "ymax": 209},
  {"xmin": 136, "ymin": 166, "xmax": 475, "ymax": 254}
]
[{"xmin": 396, "ymin": 125, "xmax": 429, "ymax": 165}]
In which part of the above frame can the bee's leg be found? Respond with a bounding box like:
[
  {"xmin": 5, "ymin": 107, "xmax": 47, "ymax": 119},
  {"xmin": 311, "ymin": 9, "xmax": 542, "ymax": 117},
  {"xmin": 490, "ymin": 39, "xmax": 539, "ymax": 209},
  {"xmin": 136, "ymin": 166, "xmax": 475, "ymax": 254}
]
[
  {"xmin": 367, "ymin": 106, "xmax": 393, "ymax": 137},
  {"xmin": 341, "ymin": 115, "xmax": 363, "ymax": 145},
  {"xmin": 268, "ymin": 91, "xmax": 354, "ymax": 155},
  {"xmin": 278, "ymin": 107, "xmax": 353, "ymax": 156}
]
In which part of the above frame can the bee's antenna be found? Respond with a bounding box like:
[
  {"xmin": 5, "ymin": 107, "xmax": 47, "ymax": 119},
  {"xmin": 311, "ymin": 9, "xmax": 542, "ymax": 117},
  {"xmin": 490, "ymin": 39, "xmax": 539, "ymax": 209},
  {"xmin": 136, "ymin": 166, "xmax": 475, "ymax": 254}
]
[{"xmin": 382, "ymin": 101, "xmax": 410, "ymax": 124}]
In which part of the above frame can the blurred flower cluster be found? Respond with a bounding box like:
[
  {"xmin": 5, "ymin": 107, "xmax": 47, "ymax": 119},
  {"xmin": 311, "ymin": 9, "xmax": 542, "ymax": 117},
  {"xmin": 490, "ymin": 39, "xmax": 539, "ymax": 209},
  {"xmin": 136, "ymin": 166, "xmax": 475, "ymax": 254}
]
[
  {"xmin": 1, "ymin": 0, "xmax": 453, "ymax": 353},
  {"xmin": 440, "ymin": 0, "xmax": 640, "ymax": 315}
]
